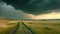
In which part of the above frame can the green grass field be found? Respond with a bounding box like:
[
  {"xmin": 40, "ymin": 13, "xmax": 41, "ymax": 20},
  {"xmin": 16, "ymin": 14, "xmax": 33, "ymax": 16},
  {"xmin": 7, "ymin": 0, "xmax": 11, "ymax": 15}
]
[{"xmin": 24, "ymin": 21, "xmax": 60, "ymax": 34}]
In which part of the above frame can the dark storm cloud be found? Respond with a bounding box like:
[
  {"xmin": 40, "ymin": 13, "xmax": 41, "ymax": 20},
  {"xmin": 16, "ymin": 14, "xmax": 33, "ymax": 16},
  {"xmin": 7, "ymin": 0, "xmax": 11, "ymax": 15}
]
[
  {"xmin": 2, "ymin": 0, "xmax": 60, "ymax": 15},
  {"xmin": 0, "ymin": 2, "xmax": 30, "ymax": 20}
]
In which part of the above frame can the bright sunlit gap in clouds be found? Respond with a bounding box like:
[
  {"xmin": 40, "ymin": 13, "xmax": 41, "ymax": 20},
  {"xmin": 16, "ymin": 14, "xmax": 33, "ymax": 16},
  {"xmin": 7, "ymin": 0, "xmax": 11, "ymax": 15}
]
[{"xmin": 27, "ymin": 12, "xmax": 60, "ymax": 19}]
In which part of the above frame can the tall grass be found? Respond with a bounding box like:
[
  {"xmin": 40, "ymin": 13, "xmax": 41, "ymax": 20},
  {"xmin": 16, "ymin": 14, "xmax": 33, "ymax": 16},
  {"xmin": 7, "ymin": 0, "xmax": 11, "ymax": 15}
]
[
  {"xmin": 0, "ymin": 23, "xmax": 17, "ymax": 34},
  {"xmin": 24, "ymin": 21, "xmax": 60, "ymax": 34}
]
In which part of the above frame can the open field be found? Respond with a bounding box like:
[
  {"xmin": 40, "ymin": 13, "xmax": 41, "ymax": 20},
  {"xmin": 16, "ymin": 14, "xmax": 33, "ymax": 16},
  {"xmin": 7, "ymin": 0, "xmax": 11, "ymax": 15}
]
[
  {"xmin": 0, "ymin": 19, "xmax": 18, "ymax": 34},
  {"xmin": 24, "ymin": 20, "xmax": 60, "ymax": 34},
  {"xmin": 0, "ymin": 19, "xmax": 60, "ymax": 34}
]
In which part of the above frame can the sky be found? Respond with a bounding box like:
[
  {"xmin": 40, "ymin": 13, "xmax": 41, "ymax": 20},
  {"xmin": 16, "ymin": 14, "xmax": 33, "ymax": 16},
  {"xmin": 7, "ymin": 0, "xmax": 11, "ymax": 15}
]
[
  {"xmin": 28, "ymin": 11, "xmax": 60, "ymax": 19},
  {"xmin": 0, "ymin": 0, "xmax": 60, "ymax": 20}
]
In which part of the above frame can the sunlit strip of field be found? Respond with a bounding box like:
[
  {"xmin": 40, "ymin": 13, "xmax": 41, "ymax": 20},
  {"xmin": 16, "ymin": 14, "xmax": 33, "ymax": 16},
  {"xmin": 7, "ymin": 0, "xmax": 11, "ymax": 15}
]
[{"xmin": 24, "ymin": 20, "xmax": 60, "ymax": 34}]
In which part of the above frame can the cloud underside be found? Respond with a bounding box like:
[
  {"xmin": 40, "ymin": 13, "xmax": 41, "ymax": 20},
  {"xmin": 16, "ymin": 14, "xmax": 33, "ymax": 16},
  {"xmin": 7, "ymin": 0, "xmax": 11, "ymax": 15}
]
[{"xmin": 2, "ymin": 0, "xmax": 60, "ymax": 15}]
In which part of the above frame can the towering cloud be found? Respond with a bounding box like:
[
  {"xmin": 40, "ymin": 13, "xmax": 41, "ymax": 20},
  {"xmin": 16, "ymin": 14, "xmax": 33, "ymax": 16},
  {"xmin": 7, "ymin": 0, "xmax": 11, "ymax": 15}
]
[
  {"xmin": 2, "ymin": 0, "xmax": 60, "ymax": 15},
  {"xmin": 0, "ymin": 2, "xmax": 30, "ymax": 20}
]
